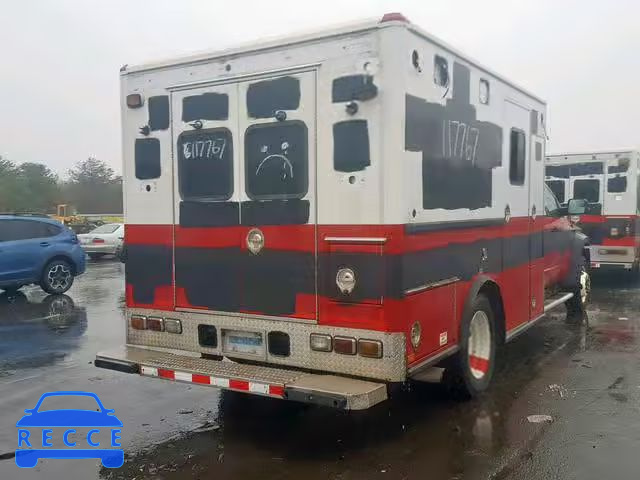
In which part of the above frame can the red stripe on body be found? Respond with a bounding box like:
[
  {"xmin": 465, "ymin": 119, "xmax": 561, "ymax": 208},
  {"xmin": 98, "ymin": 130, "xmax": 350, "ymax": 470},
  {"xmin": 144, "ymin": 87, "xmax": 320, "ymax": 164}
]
[
  {"xmin": 126, "ymin": 225, "xmax": 173, "ymax": 245},
  {"xmin": 579, "ymin": 215, "xmax": 607, "ymax": 224},
  {"xmin": 126, "ymin": 217, "xmax": 559, "ymax": 254},
  {"xmin": 601, "ymin": 237, "xmax": 638, "ymax": 247}
]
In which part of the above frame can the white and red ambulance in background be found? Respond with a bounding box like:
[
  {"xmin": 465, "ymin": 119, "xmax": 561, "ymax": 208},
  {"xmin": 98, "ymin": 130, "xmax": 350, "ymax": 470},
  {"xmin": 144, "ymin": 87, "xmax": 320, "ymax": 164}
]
[
  {"xmin": 546, "ymin": 150, "xmax": 640, "ymax": 272},
  {"xmin": 96, "ymin": 13, "xmax": 590, "ymax": 409}
]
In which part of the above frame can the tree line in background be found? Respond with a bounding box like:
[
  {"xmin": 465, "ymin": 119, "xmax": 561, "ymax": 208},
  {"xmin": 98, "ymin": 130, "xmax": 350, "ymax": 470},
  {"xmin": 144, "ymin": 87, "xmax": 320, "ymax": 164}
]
[{"xmin": 0, "ymin": 156, "xmax": 123, "ymax": 214}]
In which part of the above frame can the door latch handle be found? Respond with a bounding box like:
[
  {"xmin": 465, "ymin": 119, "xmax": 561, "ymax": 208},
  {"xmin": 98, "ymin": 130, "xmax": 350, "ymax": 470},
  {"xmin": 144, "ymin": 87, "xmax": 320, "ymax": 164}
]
[{"xmin": 40, "ymin": 242, "xmax": 50, "ymax": 247}]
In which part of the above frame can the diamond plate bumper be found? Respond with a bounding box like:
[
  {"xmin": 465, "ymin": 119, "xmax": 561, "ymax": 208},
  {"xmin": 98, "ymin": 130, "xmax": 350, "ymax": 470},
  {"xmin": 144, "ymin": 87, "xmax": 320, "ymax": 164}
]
[{"xmin": 96, "ymin": 346, "xmax": 388, "ymax": 410}]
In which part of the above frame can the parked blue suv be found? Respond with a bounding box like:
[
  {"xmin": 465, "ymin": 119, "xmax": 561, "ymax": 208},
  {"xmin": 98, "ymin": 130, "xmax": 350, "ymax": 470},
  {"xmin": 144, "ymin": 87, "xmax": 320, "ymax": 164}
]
[{"xmin": 0, "ymin": 215, "xmax": 86, "ymax": 294}]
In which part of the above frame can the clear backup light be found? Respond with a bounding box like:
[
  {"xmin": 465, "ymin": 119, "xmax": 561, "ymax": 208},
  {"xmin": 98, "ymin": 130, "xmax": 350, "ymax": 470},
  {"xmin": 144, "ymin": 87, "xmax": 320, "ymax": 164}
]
[
  {"xmin": 130, "ymin": 315, "xmax": 147, "ymax": 330},
  {"xmin": 310, "ymin": 333, "xmax": 332, "ymax": 352},
  {"xmin": 164, "ymin": 318, "xmax": 182, "ymax": 334},
  {"xmin": 336, "ymin": 268, "xmax": 356, "ymax": 294}
]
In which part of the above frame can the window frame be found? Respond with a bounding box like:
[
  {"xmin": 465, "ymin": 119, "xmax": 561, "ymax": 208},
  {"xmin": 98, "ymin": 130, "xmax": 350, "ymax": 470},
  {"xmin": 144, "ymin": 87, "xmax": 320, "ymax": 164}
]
[
  {"xmin": 244, "ymin": 120, "xmax": 309, "ymax": 201},
  {"xmin": 433, "ymin": 55, "xmax": 450, "ymax": 88},
  {"xmin": 543, "ymin": 184, "xmax": 562, "ymax": 216},
  {"xmin": 546, "ymin": 179, "xmax": 566, "ymax": 204},
  {"xmin": 573, "ymin": 178, "xmax": 601, "ymax": 203},
  {"xmin": 177, "ymin": 127, "xmax": 234, "ymax": 202},
  {"xmin": 0, "ymin": 219, "xmax": 58, "ymax": 242},
  {"xmin": 509, "ymin": 128, "xmax": 526, "ymax": 186},
  {"xmin": 134, "ymin": 138, "xmax": 161, "ymax": 180},
  {"xmin": 479, "ymin": 78, "xmax": 490, "ymax": 104},
  {"xmin": 607, "ymin": 175, "xmax": 627, "ymax": 194}
]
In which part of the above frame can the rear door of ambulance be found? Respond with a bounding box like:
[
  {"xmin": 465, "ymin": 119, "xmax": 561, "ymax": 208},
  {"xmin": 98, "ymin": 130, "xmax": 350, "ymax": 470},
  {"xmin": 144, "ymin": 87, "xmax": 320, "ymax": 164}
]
[{"xmin": 170, "ymin": 70, "xmax": 318, "ymax": 321}]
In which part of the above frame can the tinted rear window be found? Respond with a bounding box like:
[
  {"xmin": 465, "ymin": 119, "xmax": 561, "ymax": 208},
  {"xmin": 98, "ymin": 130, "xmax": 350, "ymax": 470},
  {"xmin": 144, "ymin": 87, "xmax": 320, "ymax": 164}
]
[
  {"xmin": 178, "ymin": 128, "xmax": 233, "ymax": 200},
  {"xmin": 573, "ymin": 179, "xmax": 600, "ymax": 203},
  {"xmin": 244, "ymin": 121, "xmax": 308, "ymax": 200},
  {"xmin": 0, "ymin": 219, "xmax": 61, "ymax": 242}
]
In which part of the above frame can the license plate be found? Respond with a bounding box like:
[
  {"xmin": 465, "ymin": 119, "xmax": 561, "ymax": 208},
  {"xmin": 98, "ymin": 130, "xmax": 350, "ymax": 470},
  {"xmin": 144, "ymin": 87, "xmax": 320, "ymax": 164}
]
[{"xmin": 222, "ymin": 330, "xmax": 264, "ymax": 356}]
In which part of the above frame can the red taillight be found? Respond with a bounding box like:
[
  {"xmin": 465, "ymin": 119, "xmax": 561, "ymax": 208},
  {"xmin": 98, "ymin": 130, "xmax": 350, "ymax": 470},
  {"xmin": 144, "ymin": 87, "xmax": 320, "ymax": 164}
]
[
  {"xmin": 92, "ymin": 238, "xmax": 105, "ymax": 244},
  {"xmin": 146, "ymin": 317, "xmax": 164, "ymax": 332},
  {"xmin": 333, "ymin": 336, "xmax": 357, "ymax": 355},
  {"xmin": 130, "ymin": 315, "xmax": 146, "ymax": 330},
  {"xmin": 380, "ymin": 12, "xmax": 409, "ymax": 23}
]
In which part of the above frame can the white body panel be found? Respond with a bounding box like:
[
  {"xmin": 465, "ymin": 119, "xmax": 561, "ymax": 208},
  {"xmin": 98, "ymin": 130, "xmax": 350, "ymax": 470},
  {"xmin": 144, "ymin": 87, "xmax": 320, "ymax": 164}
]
[{"xmin": 121, "ymin": 19, "xmax": 546, "ymax": 229}]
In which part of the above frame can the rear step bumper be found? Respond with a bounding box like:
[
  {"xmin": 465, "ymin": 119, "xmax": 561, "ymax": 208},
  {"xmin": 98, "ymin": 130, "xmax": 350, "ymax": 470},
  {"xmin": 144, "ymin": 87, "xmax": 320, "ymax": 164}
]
[{"xmin": 95, "ymin": 346, "xmax": 387, "ymax": 410}]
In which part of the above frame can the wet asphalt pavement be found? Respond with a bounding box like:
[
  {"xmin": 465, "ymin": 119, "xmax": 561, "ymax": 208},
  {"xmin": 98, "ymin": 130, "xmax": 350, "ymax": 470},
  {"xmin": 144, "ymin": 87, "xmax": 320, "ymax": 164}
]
[{"xmin": 1, "ymin": 261, "xmax": 639, "ymax": 480}]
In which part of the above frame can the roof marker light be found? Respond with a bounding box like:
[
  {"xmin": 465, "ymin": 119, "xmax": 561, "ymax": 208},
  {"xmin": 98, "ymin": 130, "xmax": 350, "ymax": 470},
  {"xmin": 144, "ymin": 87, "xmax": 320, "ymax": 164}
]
[{"xmin": 380, "ymin": 12, "xmax": 409, "ymax": 23}]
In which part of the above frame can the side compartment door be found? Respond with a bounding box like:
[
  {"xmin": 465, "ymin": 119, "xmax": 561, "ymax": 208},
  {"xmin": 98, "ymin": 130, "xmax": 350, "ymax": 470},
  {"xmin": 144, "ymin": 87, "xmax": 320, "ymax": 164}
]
[
  {"xmin": 503, "ymin": 100, "xmax": 535, "ymax": 328},
  {"xmin": 236, "ymin": 71, "xmax": 317, "ymax": 320}
]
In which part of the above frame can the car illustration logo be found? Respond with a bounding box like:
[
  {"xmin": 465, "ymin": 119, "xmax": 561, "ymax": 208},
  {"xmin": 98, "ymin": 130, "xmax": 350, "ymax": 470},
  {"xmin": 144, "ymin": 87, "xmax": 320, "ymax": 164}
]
[{"xmin": 15, "ymin": 391, "xmax": 124, "ymax": 468}]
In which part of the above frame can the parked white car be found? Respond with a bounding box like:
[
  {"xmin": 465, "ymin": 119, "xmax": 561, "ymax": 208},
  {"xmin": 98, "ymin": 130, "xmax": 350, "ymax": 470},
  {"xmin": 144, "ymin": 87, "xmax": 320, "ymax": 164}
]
[{"xmin": 78, "ymin": 223, "xmax": 124, "ymax": 260}]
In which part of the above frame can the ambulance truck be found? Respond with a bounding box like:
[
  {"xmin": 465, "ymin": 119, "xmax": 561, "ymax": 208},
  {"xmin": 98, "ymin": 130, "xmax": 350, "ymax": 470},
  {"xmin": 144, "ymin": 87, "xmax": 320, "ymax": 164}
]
[
  {"xmin": 96, "ymin": 14, "xmax": 590, "ymax": 409},
  {"xmin": 546, "ymin": 150, "xmax": 640, "ymax": 272}
]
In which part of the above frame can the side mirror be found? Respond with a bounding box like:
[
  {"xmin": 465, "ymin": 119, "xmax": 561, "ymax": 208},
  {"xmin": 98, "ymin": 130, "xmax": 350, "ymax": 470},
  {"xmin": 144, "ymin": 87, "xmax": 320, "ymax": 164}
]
[{"xmin": 567, "ymin": 198, "xmax": 587, "ymax": 215}]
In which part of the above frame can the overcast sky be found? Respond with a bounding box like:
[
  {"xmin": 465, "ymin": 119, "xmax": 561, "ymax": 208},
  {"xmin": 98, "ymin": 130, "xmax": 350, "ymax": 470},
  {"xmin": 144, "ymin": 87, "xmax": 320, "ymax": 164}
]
[{"xmin": 1, "ymin": 0, "xmax": 638, "ymax": 176}]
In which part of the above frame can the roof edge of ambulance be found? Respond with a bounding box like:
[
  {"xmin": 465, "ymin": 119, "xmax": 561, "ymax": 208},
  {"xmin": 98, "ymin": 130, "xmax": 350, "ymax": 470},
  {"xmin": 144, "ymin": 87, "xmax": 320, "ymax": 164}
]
[
  {"xmin": 120, "ymin": 13, "xmax": 546, "ymax": 105},
  {"xmin": 547, "ymin": 148, "xmax": 639, "ymax": 159}
]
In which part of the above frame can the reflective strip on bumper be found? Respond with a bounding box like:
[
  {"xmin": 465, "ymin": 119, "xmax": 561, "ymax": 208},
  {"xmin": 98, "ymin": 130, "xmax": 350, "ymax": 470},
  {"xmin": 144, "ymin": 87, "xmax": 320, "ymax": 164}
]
[
  {"xmin": 96, "ymin": 346, "xmax": 388, "ymax": 409},
  {"xmin": 140, "ymin": 365, "xmax": 284, "ymax": 398}
]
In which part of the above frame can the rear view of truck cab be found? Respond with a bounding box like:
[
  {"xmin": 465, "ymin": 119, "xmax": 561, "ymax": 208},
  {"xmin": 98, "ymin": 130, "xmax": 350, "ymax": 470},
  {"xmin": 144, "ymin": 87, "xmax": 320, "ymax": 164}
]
[{"xmin": 97, "ymin": 13, "xmax": 589, "ymax": 409}]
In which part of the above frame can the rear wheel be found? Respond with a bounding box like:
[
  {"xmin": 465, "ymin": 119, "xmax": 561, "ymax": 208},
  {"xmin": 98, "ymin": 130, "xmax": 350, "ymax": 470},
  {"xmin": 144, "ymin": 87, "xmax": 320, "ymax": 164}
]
[
  {"xmin": 443, "ymin": 294, "xmax": 497, "ymax": 400},
  {"xmin": 40, "ymin": 259, "xmax": 74, "ymax": 295}
]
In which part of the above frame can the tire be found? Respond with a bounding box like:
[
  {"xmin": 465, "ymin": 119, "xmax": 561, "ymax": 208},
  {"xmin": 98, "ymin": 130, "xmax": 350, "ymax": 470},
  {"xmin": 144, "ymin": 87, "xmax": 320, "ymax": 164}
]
[
  {"xmin": 40, "ymin": 259, "xmax": 75, "ymax": 295},
  {"xmin": 443, "ymin": 294, "xmax": 497, "ymax": 400},
  {"xmin": 566, "ymin": 257, "xmax": 590, "ymax": 316}
]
